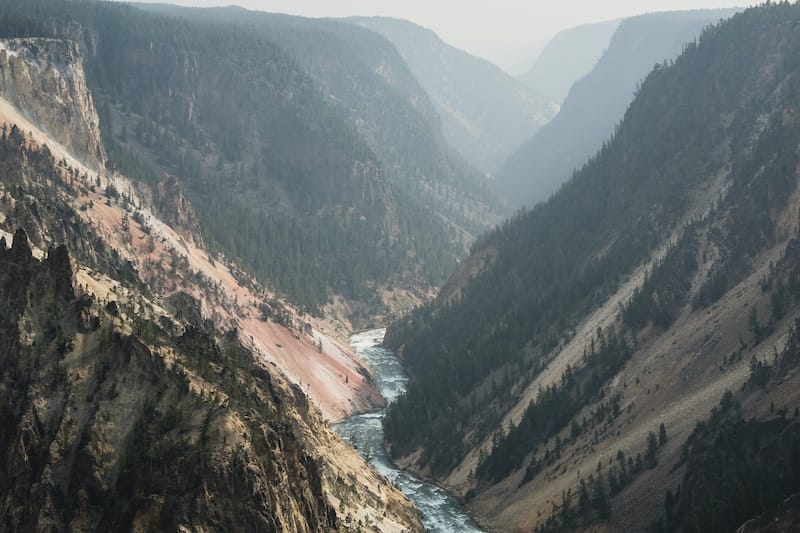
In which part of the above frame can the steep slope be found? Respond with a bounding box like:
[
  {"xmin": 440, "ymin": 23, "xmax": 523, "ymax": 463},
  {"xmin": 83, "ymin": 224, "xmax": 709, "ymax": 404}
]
[
  {"xmin": 0, "ymin": 229, "xmax": 337, "ymax": 532},
  {"xmin": 0, "ymin": 42, "xmax": 380, "ymax": 421},
  {"xmin": 126, "ymin": 2, "xmax": 501, "ymax": 316},
  {"xmin": 384, "ymin": 4, "xmax": 800, "ymax": 531},
  {"xmin": 349, "ymin": 17, "xmax": 558, "ymax": 174},
  {"xmin": 498, "ymin": 8, "xmax": 738, "ymax": 208},
  {"xmin": 0, "ymin": 0, "xmax": 498, "ymax": 320},
  {"xmin": 0, "ymin": 38, "xmax": 105, "ymax": 168},
  {"xmin": 0, "ymin": 37, "xmax": 423, "ymax": 532},
  {"xmin": 137, "ymin": 5, "xmax": 501, "ymax": 237},
  {"xmin": 518, "ymin": 18, "xmax": 620, "ymax": 104}
]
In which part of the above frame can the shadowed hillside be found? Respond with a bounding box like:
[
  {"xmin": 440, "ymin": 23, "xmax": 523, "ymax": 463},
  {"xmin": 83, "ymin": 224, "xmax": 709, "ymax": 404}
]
[
  {"xmin": 350, "ymin": 16, "xmax": 558, "ymax": 174},
  {"xmin": 519, "ymin": 19, "xmax": 620, "ymax": 104},
  {"xmin": 384, "ymin": 4, "xmax": 800, "ymax": 530},
  {"xmin": 498, "ymin": 9, "xmax": 738, "ymax": 209}
]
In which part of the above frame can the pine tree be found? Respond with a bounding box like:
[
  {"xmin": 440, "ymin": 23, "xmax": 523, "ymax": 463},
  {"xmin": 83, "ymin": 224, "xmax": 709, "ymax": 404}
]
[
  {"xmin": 591, "ymin": 475, "xmax": 611, "ymax": 519},
  {"xmin": 749, "ymin": 306, "xmax": 763, "ymax": 343},
  {"xmin": 646, "ymin": 430, "xmax": 659, "ymax": 468},
  {"xmin": 578, "ymin": 479, "xmax": 591, "ymax": 519},
  {"xmin": 559, "ymin": 488, "xmax": 573, "ymax": 528}
]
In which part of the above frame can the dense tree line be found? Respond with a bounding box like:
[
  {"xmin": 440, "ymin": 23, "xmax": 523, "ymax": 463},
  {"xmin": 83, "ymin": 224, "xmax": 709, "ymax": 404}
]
[
  {"xmin": 655, "ymin": 391, "xmax": 800, "ymax": 533},
  {"xmin": 623, "ymin": 225, "xmax": 699, "ymax": 330},
  {"xmin": 0, "ymin": 0, "xmax": 494, "ymax": 311},
  {"xmin": 385, "ymin": 1, "xmax": 800, "ymax": 485},
  {"xmin": 475, "ymin": 329, "xmax": 630, "ymax": 483}
]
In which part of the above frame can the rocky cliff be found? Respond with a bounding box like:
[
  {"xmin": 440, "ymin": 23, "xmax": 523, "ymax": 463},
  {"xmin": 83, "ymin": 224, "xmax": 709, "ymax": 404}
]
[
  {"xmin": 0, "ymin": 229, "xmax": 336, "ymax": 531},
  {"xmin": 0, "ymin": 227, "xmax": 421, "ymax": 532},
  {"xmin": 0, "ymin": 38, "xmax": 105, "ymax": 169},
  {"xmin": 153, "ymin": 173, "xmax": 205, "ymax": 247},
  {"xmin": 0, "ymin": 35, "xmax": 423, "ymax": 532}
]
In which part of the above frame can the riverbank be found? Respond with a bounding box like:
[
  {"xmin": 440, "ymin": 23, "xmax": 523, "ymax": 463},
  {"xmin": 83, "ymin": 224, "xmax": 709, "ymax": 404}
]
[{"xmin": 333, "ymin": 329, "xmax": 484, "ymax": 532}]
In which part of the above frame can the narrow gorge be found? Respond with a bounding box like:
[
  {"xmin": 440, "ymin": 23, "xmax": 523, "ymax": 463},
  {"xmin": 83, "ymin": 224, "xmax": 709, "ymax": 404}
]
[
  {"xmin": 334, "ymin": 330, "xmax": 483, "ymax": 532},
  {"xmin": 2, "ymin": 2, "xmax": 800, "ymax": 533}
]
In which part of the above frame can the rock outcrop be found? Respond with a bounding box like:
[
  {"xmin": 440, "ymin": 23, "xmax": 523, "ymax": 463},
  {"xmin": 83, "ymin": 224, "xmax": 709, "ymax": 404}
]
[
  {"xmin": 0, "ymin": 38, "xmax": 105, "ymax": 169},
  {"xmin": 0, "ymin": 50, "xmax": 422, "ymax": 531},
  {"xmin": 0, "ymin": 230, "xmax": 338, "ymax": 531},
  {"xmin": 154, "ymin": 174, "xmax": 205, "ymax": 247}
]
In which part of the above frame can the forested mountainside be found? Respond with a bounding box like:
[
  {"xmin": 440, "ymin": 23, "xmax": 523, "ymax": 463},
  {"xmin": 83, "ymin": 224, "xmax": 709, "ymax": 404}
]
[
  {"xmin": 0, "ymin": 35, "xmax": 423, "ymax": 531},
  {"xmin": 385, "ymin": 4, "xmax": 800, "ymax": 531},
  {"xmin": 137, "ymin": 5, "xmax": 497, "ymax": 215},
  {"xmin": 348, "ymin": 17, "xmax": 557, "ymax": 174},
  {"xmin": 518, "ymin": 19, "xmax": 620, "ymax": 104},
  {"xmin": 498, "ymin": 8, "xmax": 738, "ymax": 208},
  {"xmin": 0, "ymin": 0, "xmax": 498, "ymax": 318}
]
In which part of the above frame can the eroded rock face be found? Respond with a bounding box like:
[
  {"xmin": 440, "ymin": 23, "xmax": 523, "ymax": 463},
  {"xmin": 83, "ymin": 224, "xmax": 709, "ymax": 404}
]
[
  {"xmin": 0, "ymin": 55, "xmax": 423, "ymax": 532},
  {"xmin": 154, "ymin": 174, "xmax": 205, "ymax": 247},
  {"xmin": 0, "ymin": 232, "xmax": 339, "ymax": 532},
  {"xmin": 0, "ymin": 38, "xmax": 105, "ymax": 168}
]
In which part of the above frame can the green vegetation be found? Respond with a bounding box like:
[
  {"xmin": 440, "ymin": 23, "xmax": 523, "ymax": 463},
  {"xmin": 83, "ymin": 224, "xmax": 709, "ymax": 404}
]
[
  {"xmin": 0, "ymin": 0, "xmax": 495, "ymax": 312},
  {"xmin": 498, "ymin": 9, "xmax": 739, "ymax": 208},
  {"xmin": 623, "ymin": 225, "xmax": 699, "ymax": 330},
  {"xmin": 475, "ymin": 328, "xmax": 630, "ymax": 483},
  {"xmin": 385, "ymin": 2, "xmax": 800, "ymax": 484},
  {"xmin": 655, "ymin": 392, "xmax": 800, "ymax": 533},
  {"xmin": 532, "ymin": 424, "xmax": 668, "ymax": 532}
]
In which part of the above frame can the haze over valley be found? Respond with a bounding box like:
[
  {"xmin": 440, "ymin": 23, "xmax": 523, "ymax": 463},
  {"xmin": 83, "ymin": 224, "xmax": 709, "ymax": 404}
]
[{"xmin": 3, "ymin": 1, "xmax": 800, "ymax": 532}]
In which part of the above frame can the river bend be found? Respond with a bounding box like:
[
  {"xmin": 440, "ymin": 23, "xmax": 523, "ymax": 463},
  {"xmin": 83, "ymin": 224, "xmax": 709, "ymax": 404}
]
[{"xmin": 333, "ymin": 329, "xmax": 483, "ymax": 533}]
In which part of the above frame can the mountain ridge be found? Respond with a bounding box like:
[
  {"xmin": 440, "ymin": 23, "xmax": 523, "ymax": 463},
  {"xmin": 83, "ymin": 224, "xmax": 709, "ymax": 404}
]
[
  {"xmin": 0, "ymin": 34, "xmax": 424, "ymax": 531},
  {"xmin": 383, "ymin": 4, "xmax": 800, "ymax": 531},
  {"xmin": 348, "ymin": 16, "xmax": 558, "ymax": 174},
  {"xmin": 498, "ymin": 8, "xmax": 740, "ymax": 208},
  {"xmin": 518, "ymin": 18, "xmax": 620, "ymax": 104},
  {"xmin": 0, "ymin": 0, "xmax": 499, "ymax": 322}
]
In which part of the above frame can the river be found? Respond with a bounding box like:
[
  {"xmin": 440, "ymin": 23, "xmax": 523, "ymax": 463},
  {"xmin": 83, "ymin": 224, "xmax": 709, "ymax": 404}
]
[{"xmin": 332, "ymin": 329, "xmax": 484, "ymax": 533}]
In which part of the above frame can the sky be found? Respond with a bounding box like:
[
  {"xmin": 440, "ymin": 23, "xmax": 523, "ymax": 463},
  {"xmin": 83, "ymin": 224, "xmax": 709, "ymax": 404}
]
[{"xmin": 131, "ymin": 0, "xmax": 743, "ymax": 71}]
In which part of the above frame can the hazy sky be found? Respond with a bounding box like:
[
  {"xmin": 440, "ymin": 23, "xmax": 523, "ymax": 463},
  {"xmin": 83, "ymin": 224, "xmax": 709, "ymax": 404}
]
[{"xmin": 132, "ymin": 0, "xmax": 743, "ymax": 70}]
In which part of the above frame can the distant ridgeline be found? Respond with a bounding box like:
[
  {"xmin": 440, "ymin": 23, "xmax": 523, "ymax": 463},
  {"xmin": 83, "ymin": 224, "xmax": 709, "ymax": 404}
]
[
  {"xmin": 518, "ymin": 18, "xmax": 620, "ymax": 104},
  {"xmin": 0, "ymin": 0, "xmax": 498, "ymax": 313},
  {"xmin": 349, "ymin": 16, "xmax": 558, "ymax": 174},
  {"xmin": 385, "ymin": 3, "xmax": 800, "ymax": 531},
  {"xmin": 498, "ymin": 8, "xmax": 740, "ymax": 208}
]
